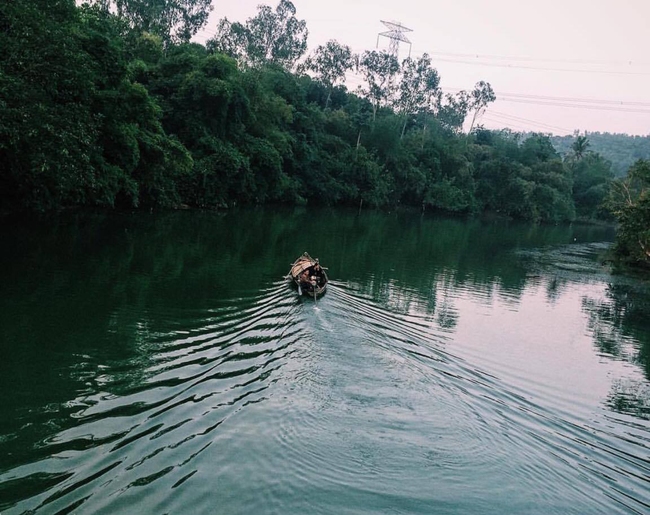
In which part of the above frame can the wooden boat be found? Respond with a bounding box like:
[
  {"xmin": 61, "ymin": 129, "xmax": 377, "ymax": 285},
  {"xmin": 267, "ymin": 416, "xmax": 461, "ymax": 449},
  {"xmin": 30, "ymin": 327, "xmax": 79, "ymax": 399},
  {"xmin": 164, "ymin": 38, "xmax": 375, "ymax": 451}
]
[{"xmin": 288, "ymin": 252, "xmax": 328, "ymax": 298}]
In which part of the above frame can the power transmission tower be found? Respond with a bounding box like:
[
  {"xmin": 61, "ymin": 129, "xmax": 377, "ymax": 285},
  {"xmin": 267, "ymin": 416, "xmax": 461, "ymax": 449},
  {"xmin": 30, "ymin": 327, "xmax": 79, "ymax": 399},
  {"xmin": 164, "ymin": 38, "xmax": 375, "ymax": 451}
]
[{"xmin": 377, "ymin": 20, "xmax": 413, "ymax": 59}]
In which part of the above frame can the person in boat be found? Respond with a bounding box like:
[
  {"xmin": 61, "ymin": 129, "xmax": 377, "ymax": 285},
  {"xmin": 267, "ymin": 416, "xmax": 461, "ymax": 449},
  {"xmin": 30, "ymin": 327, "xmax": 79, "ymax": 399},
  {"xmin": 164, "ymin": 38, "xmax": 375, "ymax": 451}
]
[
  {"xmin": 299, "ymin": 268, "xmax": 315, "ymax": 292},
  {"xmin": 311, "ymin": 262, "xmax": 325, "ymax": 287}
]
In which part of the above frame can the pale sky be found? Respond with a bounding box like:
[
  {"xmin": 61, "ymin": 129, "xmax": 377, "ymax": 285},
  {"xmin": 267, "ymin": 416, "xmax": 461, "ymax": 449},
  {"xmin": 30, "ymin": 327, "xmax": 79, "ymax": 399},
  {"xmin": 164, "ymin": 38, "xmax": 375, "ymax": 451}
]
[{"xmin": 196, "ymin": 0, "xmax": 650, "ymax": 136}]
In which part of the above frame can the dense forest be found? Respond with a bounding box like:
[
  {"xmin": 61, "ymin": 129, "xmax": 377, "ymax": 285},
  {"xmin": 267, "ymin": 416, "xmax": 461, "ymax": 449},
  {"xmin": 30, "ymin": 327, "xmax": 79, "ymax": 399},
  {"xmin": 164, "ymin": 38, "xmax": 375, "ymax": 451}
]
[
  {"xmin": 549, "ymin": 132, "xmax": 650, "ymax": 177},
  {"xmin": 0, "ymin": 0, "xmax": 648, "ymax": 268}
]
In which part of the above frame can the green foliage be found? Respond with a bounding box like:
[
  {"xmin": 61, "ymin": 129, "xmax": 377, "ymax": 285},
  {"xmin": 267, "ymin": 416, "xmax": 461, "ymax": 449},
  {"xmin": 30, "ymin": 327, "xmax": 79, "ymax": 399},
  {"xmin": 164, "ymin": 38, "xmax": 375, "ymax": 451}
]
[
  {"xmin": 350, "ymin": 148, "xmax": 392, "ymax": 208},
  {"xmin": 559, "ymin": 133, "xmax": 614, "ymax": 220},
  {"xmin": 0, "ymin": 0, "xmax": 609, "ymax": 226},
  {"xmin": 569, "ymin": 152, "xmax": 614, "ymax": 219},
  {"xmin": 571, "ymin": 135, "xmax": 590, "ymax": 159},
  {"xmin": 396, "ymin": 54, "xmax": 440, "ymax": 138},
  {"xmin": 606, "ymin": 160, "xmax": 650, "ymax": 267},
  {"xmin": 424, "ymin": 178, "xmax": 473, "ymax": 213},
  {"xmin": 358, "ymin": 51, "xmax": 400, "ymax": 121},
  {"xmin": 471, "ymin": 133, "xmax": 575, "ymax": 222},
  {"xmin": 301, "ymin": 40, "xmax": 355, "ymax": 108},
  {"xmin": 208, "ymin": 0, "xmax": 307, "ymax": 70},
  {"xmin": 435, "ymin": 91, "xmax": 470, "ymax": 133},
  {"xmin": 551, "ymin": 132, "xmax": 650, "ymax": 177},
  {"xmin": 467, "ymin": 81, "xmax": 496, "ymax": 132},
  {"xmin": 520, "ymin": 133, "xmax": 560, "ymax": 165},
  {"xmin": 87, "ymin": 0, "xmax": 213, "ymax": 45},
  {"xmin": 0, "ymin": 0, "xmax": 190, "ymax": 211}
]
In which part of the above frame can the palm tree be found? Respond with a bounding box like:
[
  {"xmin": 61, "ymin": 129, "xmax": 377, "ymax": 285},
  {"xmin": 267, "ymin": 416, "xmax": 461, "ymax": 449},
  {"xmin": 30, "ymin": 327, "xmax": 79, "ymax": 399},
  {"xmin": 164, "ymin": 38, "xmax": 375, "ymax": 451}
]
[{"xmin": 572, "ymin": 135, "xmax": 590, "ymax": 160}]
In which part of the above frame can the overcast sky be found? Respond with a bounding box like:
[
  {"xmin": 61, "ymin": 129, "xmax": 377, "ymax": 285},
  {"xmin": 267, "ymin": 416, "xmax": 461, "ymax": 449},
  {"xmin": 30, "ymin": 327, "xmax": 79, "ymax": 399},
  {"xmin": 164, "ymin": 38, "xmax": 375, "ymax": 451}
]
[{"xmin": 196, "ymin": 0, "xmax": 650, "ymax": 136}]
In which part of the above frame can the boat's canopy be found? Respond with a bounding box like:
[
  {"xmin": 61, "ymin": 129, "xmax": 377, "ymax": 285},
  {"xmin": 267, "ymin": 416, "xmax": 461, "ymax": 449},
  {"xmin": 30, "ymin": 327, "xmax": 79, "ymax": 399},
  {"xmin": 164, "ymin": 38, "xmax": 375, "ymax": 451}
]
[{"xmin": 290, "ymin": 253, "xmax": 318, "ymax": 279}]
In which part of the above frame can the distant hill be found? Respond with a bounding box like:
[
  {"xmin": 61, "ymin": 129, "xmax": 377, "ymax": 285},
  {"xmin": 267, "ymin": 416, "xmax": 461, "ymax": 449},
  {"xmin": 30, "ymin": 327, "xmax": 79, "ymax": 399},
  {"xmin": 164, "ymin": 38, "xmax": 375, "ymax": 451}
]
[{"xmin": 548, "ymin": 132, "xmax": 650, "ymax": 176}]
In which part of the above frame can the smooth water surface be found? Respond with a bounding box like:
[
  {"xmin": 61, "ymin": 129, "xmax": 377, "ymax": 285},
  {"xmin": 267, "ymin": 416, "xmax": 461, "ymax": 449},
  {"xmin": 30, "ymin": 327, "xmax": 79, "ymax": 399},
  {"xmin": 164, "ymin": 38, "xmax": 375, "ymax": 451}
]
[{"xmin": 0, "ymin": 208, "xmax": 649, "ymax": 514}]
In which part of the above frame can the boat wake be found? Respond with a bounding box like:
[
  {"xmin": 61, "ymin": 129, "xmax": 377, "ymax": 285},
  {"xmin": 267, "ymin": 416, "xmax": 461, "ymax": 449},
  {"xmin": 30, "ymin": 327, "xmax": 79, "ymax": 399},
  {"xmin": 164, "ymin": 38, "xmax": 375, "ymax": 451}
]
[{"xmin": 1, "ymin": 276, "xmax": 649, "ymax": 514}]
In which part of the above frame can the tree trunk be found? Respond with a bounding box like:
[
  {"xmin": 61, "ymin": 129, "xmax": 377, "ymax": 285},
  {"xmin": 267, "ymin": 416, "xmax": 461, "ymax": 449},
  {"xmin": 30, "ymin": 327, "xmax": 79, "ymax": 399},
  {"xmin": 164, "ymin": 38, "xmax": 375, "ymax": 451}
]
[
  {"xmin": 468, "ymin": 108, "xmax": 481, "ymax": 133},
  {"xmin": 325, "ymin": 88, "xmax": 332, "ymax": 109},
  {"xmin": 640, "ymin": 239, "xmax": 650, "ymax": 259}
]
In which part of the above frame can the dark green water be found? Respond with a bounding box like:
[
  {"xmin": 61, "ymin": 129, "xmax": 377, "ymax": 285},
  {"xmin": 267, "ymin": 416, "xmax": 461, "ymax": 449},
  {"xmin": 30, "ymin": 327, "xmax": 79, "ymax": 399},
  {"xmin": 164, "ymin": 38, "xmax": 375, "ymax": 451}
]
[{"xmin": 0, "ymin": 208, "xmax": 649, "ymax": 514}]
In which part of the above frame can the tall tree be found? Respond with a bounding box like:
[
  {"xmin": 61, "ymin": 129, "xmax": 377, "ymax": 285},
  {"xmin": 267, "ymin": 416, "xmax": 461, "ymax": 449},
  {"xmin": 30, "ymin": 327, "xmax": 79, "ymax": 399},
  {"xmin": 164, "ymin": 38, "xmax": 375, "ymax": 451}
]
[
  {"xmin": 357, "ymin": 50, "xmax": 400, "ymax": 121},
  {"xmin": 209, "ymin": 0, "xmax": 308, "ymax": 70},
  {"xmin": 570, "ymin": 152, "xmax": 613, "ymax": 218},
  {"xmin": 89, "ymin": 0, "xmax": 213, "ymax": 44},
  {"xmin": 302, "ymin": 40, "xmax": 355, "ymax": 108},
  {"xmin": 210, "ymin": 18, "xmax": 249, "ymax": 60},
  {"xmin": 468, "ymin": 81, "xmax": 496, "ymax": 133},
  {"xmin": 607, "ymin": 159, "xmax": 650, "ymax": 266},
  {"xmin": 395, "ymin": 53, "xmax": 440, "ymax": 138},
  {"xmin": 571, "ymin": 133, "xmax": 591, "ymax": 160},
  {"xmin": 435, "ymin": 91, "xmax": 470, "ymax": 133}
]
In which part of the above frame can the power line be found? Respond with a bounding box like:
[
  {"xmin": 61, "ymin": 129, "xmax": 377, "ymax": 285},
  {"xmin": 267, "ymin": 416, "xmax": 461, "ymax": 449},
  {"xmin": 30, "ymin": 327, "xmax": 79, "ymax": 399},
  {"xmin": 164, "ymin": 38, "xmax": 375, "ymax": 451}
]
[
  {"xmin": 431, "ymin": 57, "xmax": 650, "ymax": 76},
  {"xmin": 498, "ymin": 97, "xmax": 650, "ymax": 114},
  {"xmin": 345, "ymin": 78, "xmax": 649, "ymax": 114},
  {"xmin": 490, "ymin": 92, "xmax": 650, "ymax": 108},
  {"xmin": 486, "ymin": 111, "xmax": 572, "ymax": 134},
  {"xmin": 481, "ymin": 115, "xmax": 536, "ymax": 133},
  {"xmin": 441, "ymin": 88, "xmax": 650, "ymax": 112},
  {"xmin": 427, "ymin": 51, "xmax": 650, "ymax": 68}
]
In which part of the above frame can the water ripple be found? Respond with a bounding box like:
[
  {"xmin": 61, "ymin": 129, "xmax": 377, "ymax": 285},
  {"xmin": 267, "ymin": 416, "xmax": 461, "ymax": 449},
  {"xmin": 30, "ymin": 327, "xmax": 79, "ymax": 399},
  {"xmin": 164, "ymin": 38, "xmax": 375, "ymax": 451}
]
[
  {"xmin": 289, "ymin": 282, "xmax": 650, "ymax": 515},
  {"xmin": 0, "ymin": 282, "xmax": 302, "ymax": 514},
  {"xmin": 1, "ymin": 275, "xmax": 649, "ymax": 514}
]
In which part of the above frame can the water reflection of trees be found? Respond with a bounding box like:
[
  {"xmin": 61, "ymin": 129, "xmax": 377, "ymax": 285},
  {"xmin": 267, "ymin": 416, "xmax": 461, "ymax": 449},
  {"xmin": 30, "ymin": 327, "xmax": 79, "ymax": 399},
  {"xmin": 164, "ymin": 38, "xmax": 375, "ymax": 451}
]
[
  {"xmin": 582, "ymin": 282, "xmax": 650, "ymax": 419},
  {"xmin": 0, "ymin": 209, "xmax": 284, "ymax": 470},
  {"xmin": 607, "ymin": 378, "xmax": 650, "ymax": 420},
  {"xmin": 584, "ymin": 283, "xmax": 650, "ymax": 375},
  {"xmin": 0, "ymin": 207, "xmax": 617, "ymax": 367},
  {"xmin": 0, "ymin": 207, "xmax": 621, "ymax": 468},
  {"xmin": 328, "ymin": 210, "xmax": 613, "ymax": 331}
]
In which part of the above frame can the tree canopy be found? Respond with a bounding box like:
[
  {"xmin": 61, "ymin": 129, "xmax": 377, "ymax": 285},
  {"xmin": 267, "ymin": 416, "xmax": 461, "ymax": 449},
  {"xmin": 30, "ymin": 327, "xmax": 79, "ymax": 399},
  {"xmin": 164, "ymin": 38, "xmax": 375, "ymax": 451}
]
[
  {"xmin": 209, "ymin": 0, "xmax": 308, "ymax": 69},
  {"xmin": 2, "ymin": 0, "xmax": 640, "ymax": 269},
  {"xmin": 607, "ymin": 159, "xmax": 650, "ymax": 268},
  {"xmin": 551, "ymin": 132, "xmax": 650, "ymax": 177},
  {"xmin": 88, "ymin": 0, "xmax": 213, "ymax": 44}
]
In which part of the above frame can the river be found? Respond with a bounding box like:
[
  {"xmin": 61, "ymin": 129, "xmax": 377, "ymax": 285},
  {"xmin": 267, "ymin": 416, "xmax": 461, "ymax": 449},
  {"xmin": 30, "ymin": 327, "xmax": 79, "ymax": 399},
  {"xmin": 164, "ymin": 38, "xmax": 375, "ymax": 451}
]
[{"xmin": 0, "ymin": 208, "xmax": 648, "ymax": 514}]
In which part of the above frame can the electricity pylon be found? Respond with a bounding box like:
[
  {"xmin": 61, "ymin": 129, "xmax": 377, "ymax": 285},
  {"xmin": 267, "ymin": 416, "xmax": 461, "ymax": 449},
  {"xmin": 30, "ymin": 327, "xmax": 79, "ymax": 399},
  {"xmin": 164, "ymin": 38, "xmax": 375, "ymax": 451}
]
[{"xmin": 377, "ymin": 20, "xmax": 412, "ymax": 59}]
